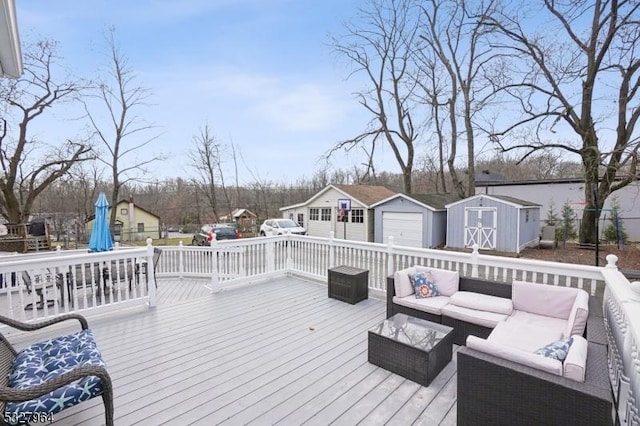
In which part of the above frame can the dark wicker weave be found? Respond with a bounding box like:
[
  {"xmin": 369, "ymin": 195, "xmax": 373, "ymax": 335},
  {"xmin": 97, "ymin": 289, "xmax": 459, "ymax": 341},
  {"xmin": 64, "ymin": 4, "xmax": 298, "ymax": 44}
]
[
  {"xmin": 457, "ymin": 341, "xmax": 613, "ymax": 426},
  {"xmin": 368, "ymin": 316, "xmax": 453, "ymax": 387},
  {"xmin": 0, "ymin": 314, "xmax": 113, "ymax": 426}
]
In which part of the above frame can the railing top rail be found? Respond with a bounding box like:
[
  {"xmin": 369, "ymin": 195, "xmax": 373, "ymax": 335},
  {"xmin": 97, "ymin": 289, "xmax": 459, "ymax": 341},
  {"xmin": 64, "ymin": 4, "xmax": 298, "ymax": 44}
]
[{"xmin": 0, "ymin": 247, "xmax": 148, "ymax": 273}]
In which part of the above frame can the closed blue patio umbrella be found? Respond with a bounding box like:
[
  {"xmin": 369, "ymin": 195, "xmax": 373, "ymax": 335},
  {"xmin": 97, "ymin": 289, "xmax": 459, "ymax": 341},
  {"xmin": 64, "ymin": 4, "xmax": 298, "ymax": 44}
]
[{"xmin": 89, "ymin": 192, "xmax": 113, "ymax": 252}]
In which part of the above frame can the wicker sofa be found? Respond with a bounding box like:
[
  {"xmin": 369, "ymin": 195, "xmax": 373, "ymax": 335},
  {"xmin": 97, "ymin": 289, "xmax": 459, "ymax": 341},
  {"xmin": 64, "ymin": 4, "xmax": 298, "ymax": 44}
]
[
  {"xmin": 386, "ymin": 267, "xmax": 614, "ymax": 425},
  {"xmin": 386, "ymin": 270, "xmax": 512, "ymax": 345}
]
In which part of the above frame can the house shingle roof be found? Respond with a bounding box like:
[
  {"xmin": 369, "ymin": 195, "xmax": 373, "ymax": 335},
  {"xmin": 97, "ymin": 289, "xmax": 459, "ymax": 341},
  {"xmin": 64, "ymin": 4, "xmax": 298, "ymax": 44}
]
[
  {"xmin": 406, "ymin": 193, "xmax": 461, "ymax": 210},
  {"xmin": 332, "ymin": 184, "xmax": 397, "ymax": 207}
]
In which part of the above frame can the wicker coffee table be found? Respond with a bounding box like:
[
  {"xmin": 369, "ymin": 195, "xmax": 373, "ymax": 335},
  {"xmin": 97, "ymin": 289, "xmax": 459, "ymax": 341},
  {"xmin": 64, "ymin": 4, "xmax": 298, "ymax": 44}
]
[{"xmin": 368, "ymin": 313, "xmax": 454, "ymax": 386}]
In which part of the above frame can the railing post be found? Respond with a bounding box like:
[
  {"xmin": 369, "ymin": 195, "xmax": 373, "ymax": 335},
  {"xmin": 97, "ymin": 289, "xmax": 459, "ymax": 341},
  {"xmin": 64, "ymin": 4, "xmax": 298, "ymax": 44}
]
[
  {"xmin": 605, "ymin": 254, "xmax": 619, "ymax": 269},
  {"xmin": 471, "ymin": 244, "xmax": 479, "ymax": 278},
  {"xmin": 266, "ymin": 239, "xmax": 275, "ymax": 274},
  {"xmin": 386, "ymin": 236, "xmax": 395, "ymax": 277},
  {"xmin": 286, "ymin": 235, "xmax": 293, "ymax": 271},
  {"xmin": 209, "ymin": 238, "xmax": 220, "ymax": 292},
  {"xmin": 146, "ymin": 238, "xmax": 156, "ymax": 307},
  {"xmin": 328, "ymin": 231, "xmax": 335, "ymax": 269},
  {"xmin": 178, "ymin": 241, "xmax": 184, "ymax": 279}
]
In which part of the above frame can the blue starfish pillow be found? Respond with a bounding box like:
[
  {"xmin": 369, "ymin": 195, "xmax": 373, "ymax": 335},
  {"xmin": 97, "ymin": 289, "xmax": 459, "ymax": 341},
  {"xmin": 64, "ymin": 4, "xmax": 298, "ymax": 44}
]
[
  {"xmin": 535, "ymin": 337, "xmax": 574, "ymax": 361},
  {"xmin": 409, "ymin": 272, "xmax": 440, "ymax": 299}
]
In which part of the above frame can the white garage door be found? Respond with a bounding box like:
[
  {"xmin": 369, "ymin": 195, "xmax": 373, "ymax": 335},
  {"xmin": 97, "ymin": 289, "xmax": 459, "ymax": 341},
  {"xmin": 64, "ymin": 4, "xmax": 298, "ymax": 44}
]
[{"xmin": 382, "ymin": 212, "xmax": 423, "ymax": 247}]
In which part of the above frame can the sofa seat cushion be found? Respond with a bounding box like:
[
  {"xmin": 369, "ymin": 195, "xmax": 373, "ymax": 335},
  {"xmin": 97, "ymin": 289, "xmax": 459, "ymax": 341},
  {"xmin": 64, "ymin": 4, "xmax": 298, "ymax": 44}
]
[
  {"xmin": 6, "ymin": 329, "xmax": 106, "ymax": 418},
  {"xmin": 440, "ymin": 304, "xmax": 509, "ymax": 328},
  {"xmin": 506, "ymin": 309, "xmax": 568, "ymax": 337},
  {"xmin": 415, "ymin": 266, "xmax": 459, "ymax": 297},
  {"xmin": 393, "ymin": 294, "xmax": 450, "ymax": 315},
  {"xmin": 466, "ymin": 335, "xmax": 563, "ymax": 376},
  {"xmin": 449, "ymin": 291, "xmax": 513, "ymax": 315},
  {"xmin": 488, "ymin": 321, "xmax": 564, "ymax": 353}
]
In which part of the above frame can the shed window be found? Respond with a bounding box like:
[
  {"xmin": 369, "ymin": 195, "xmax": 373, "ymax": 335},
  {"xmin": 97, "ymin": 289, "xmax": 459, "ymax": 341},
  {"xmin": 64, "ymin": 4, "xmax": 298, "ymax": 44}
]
[
  {"xmin": 351, "ymin": 209, "xmax": 364, "ymax": 223},
  {"xmin": 310, "ymin": 208, "xmax": 319, "ymax": 221},
  {"xmin": 321, "ymin": 208, "xmax": 331, "ymax": 221},
  {"xmin": 525, "ymin": 210, "xmax": 530, "ymax": 222}
]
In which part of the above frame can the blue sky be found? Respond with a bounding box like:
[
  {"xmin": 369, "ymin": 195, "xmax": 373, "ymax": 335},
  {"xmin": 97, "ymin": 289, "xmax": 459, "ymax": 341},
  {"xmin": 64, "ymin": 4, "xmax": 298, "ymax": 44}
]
[{"xmin": 16, "ymin": 0, "xmax": 386, "ymax": 184}]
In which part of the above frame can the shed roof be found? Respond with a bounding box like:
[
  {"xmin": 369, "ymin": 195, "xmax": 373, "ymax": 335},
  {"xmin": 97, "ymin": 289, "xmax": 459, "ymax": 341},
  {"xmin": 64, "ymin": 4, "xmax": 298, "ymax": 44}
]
[
  {"xmin": 445, "ymin": 194, "xmax": 540, "ymax": 209},
  {"xmin": 370, "ymin": 192, "xmax": 460, "ymax": 211}
]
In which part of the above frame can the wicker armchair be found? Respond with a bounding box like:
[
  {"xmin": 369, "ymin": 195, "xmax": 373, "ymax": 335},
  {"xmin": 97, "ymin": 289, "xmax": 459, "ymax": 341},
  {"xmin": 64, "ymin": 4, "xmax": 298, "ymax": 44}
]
[{"xmin": 0, "ymin": 314, "xmax": 113, "ymax": 426}]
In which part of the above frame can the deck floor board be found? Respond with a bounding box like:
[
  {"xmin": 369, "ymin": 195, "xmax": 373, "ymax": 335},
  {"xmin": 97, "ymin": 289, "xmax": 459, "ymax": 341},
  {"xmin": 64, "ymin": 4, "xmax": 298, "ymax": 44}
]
[{"xmin": 3, "ymin": 275, "xmax": 458, "ymax": 425}]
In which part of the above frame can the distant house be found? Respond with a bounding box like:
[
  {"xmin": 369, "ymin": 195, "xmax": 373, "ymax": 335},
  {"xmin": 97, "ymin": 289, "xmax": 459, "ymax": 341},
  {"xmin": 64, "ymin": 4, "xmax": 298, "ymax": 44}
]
[
  {"xmin": 219, "ymin": 208, "xmax": 258, "ymax": 233},
  {"xmin": 476, "ymin": 177, "xmax": 640, "ymax": 241},
  {"xmin": 86, "ymin": 199, "xmax": 161, "ymax": 242},
  {"xmin": 371, "ymin": 193, "xmax": 460, "ymax": 248},
  {"xmin": 445, "ymin": 194, "xmax": 541, "ymax": 254},
  {"xmin": 280, "ymin": 184, "xmax": 397, "ymax": 241}
]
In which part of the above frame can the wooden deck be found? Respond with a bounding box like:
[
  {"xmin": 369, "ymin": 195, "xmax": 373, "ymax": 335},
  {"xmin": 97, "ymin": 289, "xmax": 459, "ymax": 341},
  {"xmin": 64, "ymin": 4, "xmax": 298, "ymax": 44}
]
[{"xmin": 5, "ymin": 276, "xmax": 457, "ymax": 425}]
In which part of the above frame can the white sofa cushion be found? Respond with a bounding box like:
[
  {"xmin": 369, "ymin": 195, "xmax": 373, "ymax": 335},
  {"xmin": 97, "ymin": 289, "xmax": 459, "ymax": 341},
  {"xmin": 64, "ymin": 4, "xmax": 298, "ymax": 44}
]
[
  {"xmin": 505, "ymin": 310, "xmax": 568, "ymax": 336},
  {"xmin": 488, "ymin": 321, "xmax": 563, "ymax": 353},
  {"xmin": 416, "ymin": 266, "xmax": 459, "ymax": 296},
  {"xmin": 393, "ymin": 267, "xmax": 417, "ymax": 298},
  {"xmin": 440, "ymin": 304, "xmax": 509, "ymax": 328},
  {"xmin": 466, "ymin": 335, "xmax": 563, "ymax": 376},
  {"xmin": 449, "ymin": 291, "xmax": 513, "ymax": 315},
  {"xmin": 393, "ymin": 295, "xmax": 450, "ymax": 315},
  {"xmin": 563, "ymin": 335, "xmax": 588, "ymax": 382},
  {"xmin": 565, "ymin": 290, "xmax": 590, "ymax": 337},
  {"xmin": 512, "ymin": 281, "xmax": 581, "ymax": 319}
]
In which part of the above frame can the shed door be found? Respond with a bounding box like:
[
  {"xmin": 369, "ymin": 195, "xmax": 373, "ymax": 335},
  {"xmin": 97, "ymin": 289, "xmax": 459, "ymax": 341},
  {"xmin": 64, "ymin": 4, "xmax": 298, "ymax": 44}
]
[
  {"xmin": 382, "ymin": 212, "xmax": 423, "ymax": 247},
  {"xmin": 464, "ymin": 208, "xmax": 496, "ymax": 250}
]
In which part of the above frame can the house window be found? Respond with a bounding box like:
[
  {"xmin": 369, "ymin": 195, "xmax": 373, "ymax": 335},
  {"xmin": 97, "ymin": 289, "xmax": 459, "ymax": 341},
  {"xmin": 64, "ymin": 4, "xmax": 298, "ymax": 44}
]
[
  {"xmin": 351, "ymin": 209, "xmax": 364, "ymax": 223},
  {"xmin": 137, "ymin": 223, "xmax": 144, "ymax": 232},
  {"xmin": 321, "ymin": 208, "xmax": 331, "ymax": 221},
  {"xmin": 121, "ymin": 208, "xmax": 128, "ymax": 215},
  {"xmin": 297, "ymin": 213, "xmax": 304, "ymax": 226},
  {"xmin": 310, "ymin": 208, "xmax": 319, "ymax": 221}
]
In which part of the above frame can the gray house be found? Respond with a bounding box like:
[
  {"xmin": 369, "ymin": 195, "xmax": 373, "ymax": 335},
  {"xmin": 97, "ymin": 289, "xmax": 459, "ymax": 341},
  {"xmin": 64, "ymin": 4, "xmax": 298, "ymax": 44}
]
[
  {"xmin": 371, "ymin": 193, "xmax": 459, "ymax": 248},
  {"xmin": 445, "ymin": 194, "xmax": 541, "ymax": 254}
]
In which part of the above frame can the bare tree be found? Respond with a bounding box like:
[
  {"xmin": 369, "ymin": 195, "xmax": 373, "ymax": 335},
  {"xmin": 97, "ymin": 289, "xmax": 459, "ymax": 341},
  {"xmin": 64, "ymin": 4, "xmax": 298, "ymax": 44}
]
[
  {"xmin": 188, "ymin": 124, "xmax": 224, "ymax": 221},
  {"xmin": 0, "ymin": 40, "xmax": 93, "ymax": 223},
  {"xmin": 485, "ymin": 0, "xmax": 640, "ymax": 243},
  {"xmin": 84, "ymin": 29, "xmax": 162, "ymax": 228},
  {"xmin": 418, "ymin": 0, "xmax": 501, "ymax": 198},
  {"xmin": 330, "ymin": 0, "xmax": 426, "ymax": 193}
]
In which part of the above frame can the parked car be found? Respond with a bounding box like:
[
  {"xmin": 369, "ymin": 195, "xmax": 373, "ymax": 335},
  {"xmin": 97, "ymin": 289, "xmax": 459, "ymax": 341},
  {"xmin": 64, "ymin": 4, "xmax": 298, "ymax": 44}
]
[
  {"xmin": 192, "ymin": 224, "xmax": 240, "ymax": 246},
  {"xmin": 259, "ymin": 219, "xmax": 306, "ymax": 236}
]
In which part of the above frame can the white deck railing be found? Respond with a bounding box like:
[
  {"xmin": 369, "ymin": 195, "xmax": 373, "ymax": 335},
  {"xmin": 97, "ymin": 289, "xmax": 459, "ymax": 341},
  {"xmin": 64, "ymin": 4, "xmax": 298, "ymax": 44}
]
[
  {"xmin": 0, "ymin": 244, "xmax": 156, "ymax": 322},
  {"xmin": 601, "ymin": 256, "xmax": 640, "ymax": 425},
  {"xmin": 156, "ymin": 233, "xmax": 606, "ymax": 296}
]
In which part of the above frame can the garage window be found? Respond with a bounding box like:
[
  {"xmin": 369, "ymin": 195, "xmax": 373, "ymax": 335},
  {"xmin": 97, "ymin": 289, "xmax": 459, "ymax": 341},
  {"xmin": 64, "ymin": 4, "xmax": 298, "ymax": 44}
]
[
  {"xmin": 321, "ymin": 208, "xmax": 331, "ymax": 221},
  {"xmin": 310, "ymin": 208, "xmax": 319, "ymax": 221},
  {"xmin": 351, "ymin": 209, "xmax": 364, "ymax": 223}
]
